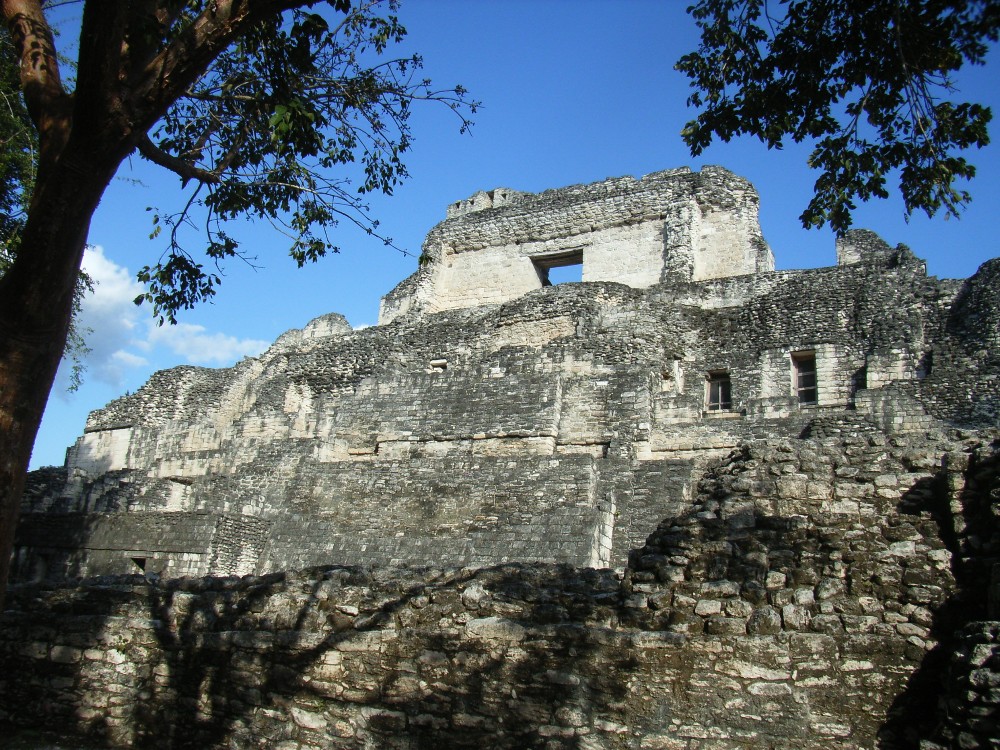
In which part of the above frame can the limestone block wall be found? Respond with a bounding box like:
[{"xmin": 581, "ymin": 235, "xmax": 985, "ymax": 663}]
[
  {"xmin": 0, "ymin": 567, "xmax": 905, "ymax": 750},
  {"xmin": 15, "ymin": 240, "xmax": 1000, "ymax": 586},
  {"xmin": 378, "ymin": 166, "xmax": 774, "ymax": 324},
  {"xmin": 10, "ymin": 510, "xmax": 221, "ymax": 581},
  {"xmin": 644, "ymin": 253, "xmax": 943, "ymax": 443},
  {"xmin": 624, "ymin": 431, "xmax": 1000, "ymax": 748},
  {"xmin": 425, "ymin": 220, "xmax": 668, "ymax": 313},
  {"xmin": 68, "ymin": 427, "xmax": 133, "ymax": 474},
  {"xmin": 3, "ymin": 433, "xmax": 998, "ymax": 750},
  {"xmin": 16, "ymin": 450, "xmax": 692, "ymax": 578},
  {"xmin": 257, "ymin": 454, "xmax": 609, "ymax": 570},
  {"xmin": 919, "ymin": 257, "xmax": 1000, "ymax": 426},
  {"xmin": 446, "ymin": 186, "xmax": 531, "ymax": 217},
  {"xmin": 835, "ymin": 228, "xmax": 899, "ymax": 266}
]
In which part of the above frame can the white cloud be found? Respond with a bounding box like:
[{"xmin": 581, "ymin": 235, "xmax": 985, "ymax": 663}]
[
  {"xmin": 52, "ymin": 246, "xmax": 270, "ymax": 394},
  {"xmin": 147, "ymin": 321, "xmax": 269, "ymax": 366},
  {"xmin": 111, "ymin": 350, "xmax": 149, "ymax": 368},
  {"xmin": 51, "ymin": 245, "xmax": 145, "ymax": 392},
  {"xmin": 81, "ymin": 245, "xmax": 145, "ymax": 324}
]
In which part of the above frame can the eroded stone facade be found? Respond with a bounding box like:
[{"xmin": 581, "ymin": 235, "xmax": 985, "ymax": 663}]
[
  {"xmin": 3, "ymin": 167, "xmax": 1000, "ymax": 748},
  {"xmin": 13, "ymin": 168, "xmax": 999, "ymax": 582},
  {"xmin": 379, "ymin": 167, "xmax": 773, "ymax": 323}
]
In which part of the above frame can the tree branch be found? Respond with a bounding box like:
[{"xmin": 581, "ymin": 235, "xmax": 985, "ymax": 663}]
[
  {"xmin": 131, "ymin": 1, "xmax": 348, "ymax": 132},
  {"xmin": 72, "ymin": 2, "xmax": 131, "ymax": 137},
  {"xmin": 137, "ymin": 133, "xmax": 220, "ymax": 186},
  {"xmin": 2, "ymin": 0, "xmax": 72, "ymax": 174}
]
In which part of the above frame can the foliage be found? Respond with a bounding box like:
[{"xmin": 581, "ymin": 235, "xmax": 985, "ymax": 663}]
[
  {"xmin": 129, "ymin": 1, "xmax": 476, "ymax": 323},
  {"xmin": 678, "ymin": 0, "xmax": 999, "ymax": 231},
  {"xmin": 0, "ymin": 30, "xmax": 33, "ymax": 253}
]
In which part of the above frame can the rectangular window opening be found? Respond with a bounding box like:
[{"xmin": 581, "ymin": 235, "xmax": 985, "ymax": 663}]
[
  {"xmin": 793, "ymin": 352, "xmax": 818, "ymax": 405},
  {"xmin": 533, "ymin": 249, "xmax": 584, "ymax": 287},
  {"xmin": 852, "ymin": 365, "xmax": 868, "ymax": 394},
  {"xmin": 917, "ymin": 351, "xmax": 933, "ymax": 380},
  {"xmin": 706, "ymin": 371, "xmax": 732, "ymax": 411}
]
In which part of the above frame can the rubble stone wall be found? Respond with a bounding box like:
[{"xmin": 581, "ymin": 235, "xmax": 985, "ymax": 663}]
[{"xmin": 3, "ymin": 433, "xmax": 998, "ymax": 749}]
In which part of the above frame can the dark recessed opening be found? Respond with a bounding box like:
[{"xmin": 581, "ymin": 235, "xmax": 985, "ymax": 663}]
[
  {"xmin": 853, "ymin": 365, "xmax": 868, "ymax": 393},
  {"xmin": 793, "ymin": 351, "xmax": 818, "ymax": 404},
  {"xmin": 706, "ymin": 371, "xmax": 732, "ymax": 411},
  {"xmin": 917, "ymin": 351, "xmax": 933, "ymax": 379},
  {"xmin": 131, "ymin": 556, "xmax": 147, "ymax": 572}
]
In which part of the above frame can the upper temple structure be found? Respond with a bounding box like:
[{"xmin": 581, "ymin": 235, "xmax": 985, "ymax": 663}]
[
  {"xmin": 378, "ymin": 166, "xmax": 774, "ymax": 323},
  {"xmin": 12, "ymin": 165, "xmax": 1000, "ymax": 582}
]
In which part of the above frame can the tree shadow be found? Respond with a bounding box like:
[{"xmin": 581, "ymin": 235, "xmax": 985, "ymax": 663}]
[
  {"xmin": 124, "ymin": 562, "xmax": 637, "ymax": 749},
  {"xmin": 3, "ymin": 550, "xmax": 637, "ymax": 748},
  {"xmin": 367, "ymin": 564, "xmax": 638, "ymax": 749},
  {"xmin": 131, "ymin": 566, "xmax": 468, "ymax": 749},
  {"xmin": 0, "ymin": 579, "xmax": 125, "ymax": 747},
  {"xmin": 881, "ymin": 438, "xmax": 1000, "ymax": 748}
]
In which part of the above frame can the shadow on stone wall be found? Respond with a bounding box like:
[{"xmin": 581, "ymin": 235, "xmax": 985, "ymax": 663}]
[
  {"xmin": 624, "ymin": 436, "xmax": 999, "ymax": 748},
  {"xmin": 884, "ymin": 439, "xmax": 1000, "ymax": 748},
  {"xmin": 876, "ymin": 473, "xmax": 963, "ymax": 748},
  {"xmin": 132, "ymin": 568, "xmax": 470, "ymax": 748},
  {"xmin": 368, "ymin": 565, "xmax": 638, "ymax": 749},
  {"xmin": 122, "ymin": 564, "xmax": 635, "ymax": 749},
  {"xmin": 0, "ymin": 582, "xmax": 130, "ymax": 747}
]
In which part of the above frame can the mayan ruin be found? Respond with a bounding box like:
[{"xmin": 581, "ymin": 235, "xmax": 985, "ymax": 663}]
[{"xmin": 2, "ymin": 166, "xmax": 999, "ymax": 748}]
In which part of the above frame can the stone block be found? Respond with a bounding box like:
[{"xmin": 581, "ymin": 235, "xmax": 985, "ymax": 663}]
[
  {"xmin": 706, "ymin": 617, "xmax": 747, "ymax": 635},
  {"xmin": 781, "ymin": 605, "xmax": 812, "ymax": 631},
  {"xmin": 694, "ymin": 600, "xmax": 723, "ymax": 616},
  {"xmin": 747, "ymin": 607, "xmax": 782, "ymax": 635},
  {"xmin": 290, "ymin": 707, "xmax": 328, "ymax": 730}
]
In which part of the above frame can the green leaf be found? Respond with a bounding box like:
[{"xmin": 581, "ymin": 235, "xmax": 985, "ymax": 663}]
[{"xmin": 678, "ymin": 0, "xmax": 996, "ymax": 231}]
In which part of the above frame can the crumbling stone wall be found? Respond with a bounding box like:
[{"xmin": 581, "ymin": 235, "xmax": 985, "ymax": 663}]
[
  {"xmin": 379, "ymin": 166, "xmax": 774, "ymax": 323},
  {"xmin": 3, "ymin": 433, "xmax": 998, "ymax": 749},
  {"xmin": 14, "ymin": 235, "xmax": 1000, "ymax": 584},
  {"xmin": 925, "ymin": 622, "xmax": 1000, "ymax": 748}
]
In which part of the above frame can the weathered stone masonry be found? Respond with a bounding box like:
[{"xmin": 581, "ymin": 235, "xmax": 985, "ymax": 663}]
[
  {"xmin": 2, "ymin": 432, "xmax": 999, "ymax": 748},
  {"xmin": 3, "ymin": 166, "xmax": 1000, "ymax": 748}
]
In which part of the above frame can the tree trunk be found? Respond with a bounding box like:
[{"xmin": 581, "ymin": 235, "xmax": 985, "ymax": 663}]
[
  {"xmin": 0, "ymin": 0, "xmax": 334, "ymax": 610},
  {"xmin": 0, "ymin": 146, "xmax": 121, "ymax": 610}
]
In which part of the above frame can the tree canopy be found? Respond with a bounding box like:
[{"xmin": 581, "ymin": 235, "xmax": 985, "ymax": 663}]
[
  {"xmin": 128, "ymin": 1, "xmax": 475, "ymax": 323},
  {"xmin": 678, "ymin": 0, "xmax": 999, "ymax": 232}
]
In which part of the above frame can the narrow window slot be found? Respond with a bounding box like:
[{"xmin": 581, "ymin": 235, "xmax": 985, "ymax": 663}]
[
  {"xmin": 793, "ymin": 352, "xmax": 818, "ymax": 405},
  {"xmin": 706, "ymin": 371, "xmax": 732, "ymax": 411},
  {"xmin": 532, "ymin": 249, "xmax": 584, "ymax": 287}
]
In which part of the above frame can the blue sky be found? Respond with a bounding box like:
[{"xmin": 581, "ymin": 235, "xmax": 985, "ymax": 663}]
[{"xmin": 29, "ymin": 0, "xmax": 1000, "ymax": 469}]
